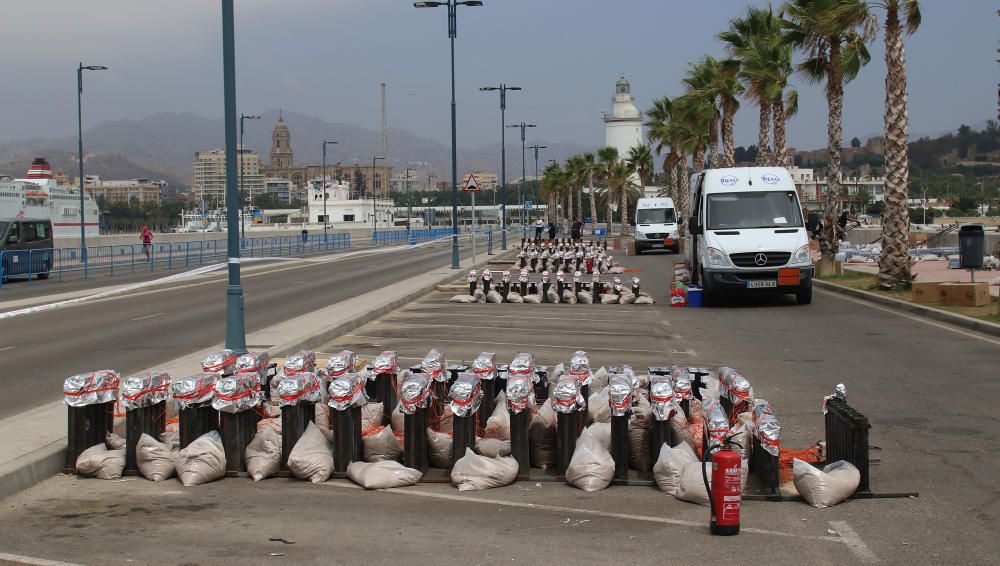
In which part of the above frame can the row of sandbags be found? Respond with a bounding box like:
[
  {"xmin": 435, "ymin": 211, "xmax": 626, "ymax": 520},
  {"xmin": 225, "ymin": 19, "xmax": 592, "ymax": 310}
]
[{"xmin": 451, "ymin": 289, "xmax": 654, "ymax": 305}]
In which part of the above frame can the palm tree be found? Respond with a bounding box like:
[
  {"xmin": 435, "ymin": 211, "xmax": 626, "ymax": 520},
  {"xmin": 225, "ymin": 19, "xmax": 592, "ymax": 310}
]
[
  {"xmin": 783, "ymin": 0, "xmax": 876, "ymax": 275},
  {"xmin": 646, "ymin": 96, "xmax": 675, "ymax": 198},
  {"xmin": 597, "ymin": 146, "xmax": 620, "ymax": 233},
  {"xmin": 682, "ymin": 57, "xmax": 723, "ymax": 169},
  {"xmin": 581, "ymin": 152, "xmax": 599, "ymax": 230},
  {"xmin": 626, "ymin": 144, "xmax": 654, "ymax": 188},
  {"xmin": 874, "ymin": 0, "xmax": 920, "ymax": 289},
  {"xmin": 606, "ymin": 161, "xmax": 635, "ymax": 236},
  {"xmin": 540, "ymin": 161, "xmax": 561, "ymax": 225},
  {"xmin": 565, "ymin": 154, "xmax": 585, "ymax": 225}
]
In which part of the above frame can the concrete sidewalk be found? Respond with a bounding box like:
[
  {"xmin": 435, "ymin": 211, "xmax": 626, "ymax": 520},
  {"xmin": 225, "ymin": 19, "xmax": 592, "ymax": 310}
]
[{"xmin": 0, "ymin": 248, "xmax": 507, "ymax": 501}]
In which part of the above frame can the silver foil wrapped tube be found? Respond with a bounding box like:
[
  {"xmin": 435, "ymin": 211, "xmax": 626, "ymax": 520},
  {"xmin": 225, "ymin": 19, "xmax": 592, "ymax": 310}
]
[
  {"xmin": 448, "ymin": 373, "xmax": 483, "ymax": 417},
  {"xmin": 505, "ymin": 374, "xmax": 535, "ymax": 414},
  {"xmin": 275, "ymin": 372, "xmax": 322, "ymax": 407},
  {"xmin": 63, "ymin": 370, "xmax": 120, "ymax": 407},
  {"xmin": 372, "ymin": 351, "xmax": 399, "ymax": 376},
  {"xmin": 568, "ymin": 350, "xmax": 592, "ymax": 386},
  {"xmin": 751, "ymin": 399, "xmax": 781, "ymax": 456},
  {"xmin": 327, "ymin": 373, "xmax": 368, "ymax": 411},
  {"xmin": 201, "ymin": 349, "xmax": 237, "ymax": 375},
  {"xmin": 719, "ymin": 367, "xmax": 754, "ymax": 405},
  {"xmin": 702, "ymin": 397, "xmax": 729, "ymax": 449},
  {"xmin": 283, "ymin": 350, "xmax": 317, "ymax": 375},
  {"xmin": 120, "ymin": 371, "xmax": 171, "ymax": 410},
  {"xmin": 472, "ymin": 352, "xmax": 497, "ymax": 381},
  {"xmin": 551, "ymin": 374, "xmax": 585, "ymax": 414},
  {"xmin": 399, "ymin": 373, "xmax": 433, "ymax": 415},
  {"xmin": 608, "ymin": 373, "xmax": 634, "ymax": 417},
  {"xmin": 327, "ymin": 350, "xmax": 358, "ymax": 379},
  {"xmin": 170, "ymin": 373, "xmax": 218, "ymax": 409},
  {"xmin": 421, "ymin": 349, "xmax": 448, "ymax": 383},
  {"xmin": 509, "ymin": 352, "xmax": 535, "ymax": 379},
  {"xmin": 649, "ymin": 375, "xmax": 678, "ymax": 421},
  {"xmin": 211, "ymin": 374, "xmax": 263, "ymax": 413}
]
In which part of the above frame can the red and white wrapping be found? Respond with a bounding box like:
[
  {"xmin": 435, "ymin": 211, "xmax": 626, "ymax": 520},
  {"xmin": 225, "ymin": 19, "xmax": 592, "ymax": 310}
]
[
  {"xmin": 719, "ymin": 367, "xmax": 753, "ymax": 406},
  {"xmin": 671, "ymin": 367, "xmax": 693, "ymax": 402},
  {"xmin": 171, "ymin": 373, "xmax": 219, "ymax": 409},
  {"xmin": 327, "ymin": 373, "xmax": 368, "ymax": 411},
  {"xmin": 509, "ymin": 352, "xmax": 535, "ymax": 380},
  {"xmin": 201, "ymin": 349, "xmax": 237, "ymax": 375},
  {"xmin": 608, "ymin": 372, "xmax": 634, "ymax": 418},
  {"xmin": 327, "ymin": 350, "xmax": 357, "ymax": 379},
  {"xmin": 449, "ymin": 373, "xmax": 483, "ymax": 417},
  {"xmin": 551, "ymin": 374, "xmax": 585, "ymax": 414},
  {"xmin": 702, "ymin": 397, "xmax": 729, "ymax": 449},
  {"xmin": 399, "ymin": 373, "xmax": 433, "ymax": 415},
  {"xmin": 568, "ymin": 350, "xmax": 592, "ymax": 386},
  {"xmin": 120, "ymin": 371, "xmax": 171, "ymax": 410},
  {"xmin": 235, "ymin": 351, "xmax": 271, "ymax": 384},
  {"xmin": 372, "ymin": 351, "xmax": 399, "ymax": 377},
  {"xmin": 63, "ymin": 370, "xmax": 120, "ymax": 408},
  {"xmin": 284, "ymin": 350, "xmax": 317, "ymax": 375},
  {"xmin": 505, "ymin": 374, "xmax": 536, "ymax": 414},
  {"xmin": 649, "ymin": 375, "xmax": 680, "ymax": 421},
  {"xmin": 750, "ymin": 399, "xmax": 781, "ymax": 456},
  {"xmin": 275, "ymin": 371, "xmax": 322, "ymax": 407},
  {"xmin": 420, "ymin": 349, "xmax": 448, "ymax": 383},
  {"xmin": 211, "ymin": 374, "xmax": 263, "ymax": 413},
  {"xmin": 472, "ymin": 352, "xmax": 497, "ymax": 381}
]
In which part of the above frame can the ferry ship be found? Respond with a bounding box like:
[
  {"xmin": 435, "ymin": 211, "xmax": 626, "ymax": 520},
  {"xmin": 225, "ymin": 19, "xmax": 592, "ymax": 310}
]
[{"xmin": 0, "ymin": 158, "xmax": 101, "ymax": 239}]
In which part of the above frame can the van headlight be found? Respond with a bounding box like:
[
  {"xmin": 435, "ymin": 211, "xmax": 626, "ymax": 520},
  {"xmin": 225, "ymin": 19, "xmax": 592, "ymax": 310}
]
[
  {"xmin": 670, "ymin": 230, "xmax": 679, "ymax": 239},
  {"xmin": 791, "ymin": 244, "xmax": 811, "ymax": 265},
  {"xmin": 636, "ymin": 231, "xmax": 646, "ymax": 240},
  {"xmin": 707, "ymin": 247, "xmax": 730, "ymax": 267}
]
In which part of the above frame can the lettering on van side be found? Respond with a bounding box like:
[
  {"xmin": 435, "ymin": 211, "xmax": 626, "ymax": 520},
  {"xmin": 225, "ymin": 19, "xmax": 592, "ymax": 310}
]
[
  {"xmin": 761, "ymin": 174, "xmax": 780, "ymax": 185},
  {"xmin": 720, "ymin": 175, "xmax": 738, "ymax": 187}
]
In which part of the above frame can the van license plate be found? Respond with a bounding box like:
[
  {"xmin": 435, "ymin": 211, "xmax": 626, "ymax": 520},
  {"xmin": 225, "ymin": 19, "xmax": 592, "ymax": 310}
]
[{"xmin": 746, "ymin": 280, "xmax": 776, "ymax": 289}]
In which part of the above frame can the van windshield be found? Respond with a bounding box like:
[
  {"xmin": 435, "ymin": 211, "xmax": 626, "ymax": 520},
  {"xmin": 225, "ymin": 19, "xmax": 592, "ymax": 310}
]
[
  {"xmin": 707, "ymin": 191, "xmax": 803, "ymax": 230},
  {"xmin": 637, "ymin": 208, "xmax": 675, "ymax": 224}
]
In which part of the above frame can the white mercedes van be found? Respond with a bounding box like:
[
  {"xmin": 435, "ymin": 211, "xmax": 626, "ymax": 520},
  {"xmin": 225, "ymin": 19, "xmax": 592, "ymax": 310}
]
[
  {"xmin": 634, "ymin": 197, "xmax": 679, "ymax": 254},
  {"xmin": 684, "ymin": 167, "xmax": 813, "ymax": 305}
]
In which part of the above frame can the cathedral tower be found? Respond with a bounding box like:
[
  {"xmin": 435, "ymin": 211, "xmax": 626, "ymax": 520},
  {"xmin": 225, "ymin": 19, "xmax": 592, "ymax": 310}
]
[{"xmin": 270, "ymin": 111, "xmax": 293, "ymax": 169}]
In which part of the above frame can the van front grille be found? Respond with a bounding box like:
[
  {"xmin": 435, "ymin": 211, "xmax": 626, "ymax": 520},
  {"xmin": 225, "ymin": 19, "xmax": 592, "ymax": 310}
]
[{"xmin": 729, "ymin": 251, "xmax": 791, "ymax": 267}]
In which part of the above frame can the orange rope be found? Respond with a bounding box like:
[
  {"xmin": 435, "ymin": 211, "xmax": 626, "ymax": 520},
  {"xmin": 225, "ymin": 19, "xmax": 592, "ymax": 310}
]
[{"xmin": 779, "ymin": 443, "xmax": 823, "ymax": 484}]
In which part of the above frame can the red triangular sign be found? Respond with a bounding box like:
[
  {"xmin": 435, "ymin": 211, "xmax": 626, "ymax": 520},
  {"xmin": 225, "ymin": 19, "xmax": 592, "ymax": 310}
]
[{"xmin": 464, "ymin": 174, "xmax": 481, "ymax": 192}]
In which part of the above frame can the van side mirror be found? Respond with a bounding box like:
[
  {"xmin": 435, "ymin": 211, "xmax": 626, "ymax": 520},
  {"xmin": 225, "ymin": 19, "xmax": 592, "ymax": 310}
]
[{"xmin": 688, "ymin": 216, "xmax": 702, "ymax": 235}]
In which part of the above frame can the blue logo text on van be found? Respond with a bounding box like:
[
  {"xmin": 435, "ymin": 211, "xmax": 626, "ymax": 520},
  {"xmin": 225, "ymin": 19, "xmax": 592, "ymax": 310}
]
[
  {"xmin": 761, "ymin": 174, "xmax": 780, "ymax": 185},
  {"xmin": 720, "ymin": 175, "xmax": 739, "ymax": 187}
]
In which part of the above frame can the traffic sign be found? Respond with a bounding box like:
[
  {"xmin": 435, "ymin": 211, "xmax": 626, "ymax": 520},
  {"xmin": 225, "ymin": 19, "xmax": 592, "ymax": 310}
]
[
  {"xmin": 524, "ymin": 200, "xmax": 533, "ymax": 210},
  {"xmin": 464, "ymin": 174, "xmax": 482, "ymax": 192}
]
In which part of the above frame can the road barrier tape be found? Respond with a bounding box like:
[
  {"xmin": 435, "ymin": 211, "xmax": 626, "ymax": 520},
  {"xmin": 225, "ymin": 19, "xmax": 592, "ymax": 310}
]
[{"xmin": 0, "ymin": 233, "xmax": 465, "ymax": 321}]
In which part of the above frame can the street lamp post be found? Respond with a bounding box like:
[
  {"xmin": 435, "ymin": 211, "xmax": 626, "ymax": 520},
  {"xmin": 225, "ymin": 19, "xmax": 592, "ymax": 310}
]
[
  {"xmin": 239, "ymin": 113, "xmax": 260, "ymax": 240},
  {"xmin": 322, "ymin": 140, "xmax": 338, "ymax": 242},
  {"xmin": 414, "ymin": 0, "xmax": 484, "ymax": 269},
  {"xmin": 507, "ymin": 122, "xmax": 536, "ymax": 226},
  {"xmin": 405, "ymin": 166, "xmax": 413, "ymax": 231},
  {"xmin": 529, "ymin": 144, "xmax": 547, "ymax": 214},
  {"xmin": 480, "ymin": 84, "xmax": 521, "ymax": 250},
  {"xmin": 221, "ymin": 0, "xmax": 246, "ymax": 354},
  {"xmin": 372, "ymin": 155, "xmax": 385, "ymax": 235},
  {"xmin": 77, "ymin": 62, "xmax": 107, "ymax": 273}
]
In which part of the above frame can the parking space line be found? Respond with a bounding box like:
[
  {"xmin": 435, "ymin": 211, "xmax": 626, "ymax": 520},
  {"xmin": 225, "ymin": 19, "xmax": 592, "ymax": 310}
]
[
  {"xmin": 0, "ymin": 552, "xmax": 85, "ymax": 566},
  {"xmin": 372, "ymin": 320, "xmax": 670, "ymax": 337},
  {"xmin": 0, "ymin": 346, "xmax": 14, "ymax": 352},
  {"xmin": 828, "ymin": 521, "xmax": 878, "ymax": 564},
  {"xmin": 130, "ymin": 312, "xmax": 164, "ymax": 321},
  {"xmin": 344, "ymin": 334, "xmax": 679, "ymax": 355},
  {"xmin": 389, "ymin": 312, "xmax": 656, "ymax": 324}
]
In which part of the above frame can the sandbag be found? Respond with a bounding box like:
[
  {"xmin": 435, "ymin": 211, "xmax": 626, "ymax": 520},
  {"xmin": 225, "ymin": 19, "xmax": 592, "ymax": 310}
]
[
  {"xmin": 427, "ymin": 428, "xmax": 453, "ymax": 469},
  {"xmin": 529, "ymin": 403, "xmax": 557, "ymax": 469},
  {"xmin": 652, "ymin": 443, "xmax": 697, "ymax": 495},
  {"xmin": 473, "ymin": 289, "xmax": 487, "ymax": 303},
  {"xmin": 628, "ymin": 396, "xmax": 653, "ymax": 471},
  {"xmin": 561, "ymin": 290, "xmax": 577, "ymax": 304},
  {"xmin": 159, "ymin": 431, "xmax": 180, "ymax": 452},
  {"xmin": 287, "ymin": 422, "xmax": 334, "ymax": 483},
  {"xmin": 451, "ymin": 448, "xmax": 518, "ymax": 491},
  {"xmin": 607, "ymin": 266, "xmax": 625, "ymax": 274},
  {"xmin": 475, "ymin": 437, "xmax": 512, "ymax": 458},
  {"xmin": 315, "ymin": 404, "xmax": 333, "ymax": 441},
  {"xmin": 506, "ymin": 292, "xmax": 524, "ymax": 303},
  {"xmin": 486, "ymin": 290, "xmax": 504, "ymax": 304},
  {"xmin": 245, "ymin": 428, "xmax": 281, "ymax": 482},
  {"xmin": 391, "ymin": 402, "xmax": 405, "ymax": 432},
  {"xmin": 674, "ymin": 461, "xmax": 713, "ymax": 505},
  {"xmin": 361, "ymin": 402, "xmax": 384, "ymax": 430},
  {"xmin": 105, "ymin": 433, "xmax": 126, "ymax": 450},
  {"xmin": 450, "ymin": 294, "xmax": 476, "ymax": 303},
  {"xmin": 577, "ymin": 291, "xmax": 593, "ymax": 304},
  {"xmin": 76, "ymin": 444, "xmax": 125, "ymax": 480},
  {"xmin": 565, "ymin": 445, "xmax": 614, "ymax": 492},
  {"xmin": 521, "ymin": 293, "xmax": 541, "ymax": 304},
  {"xmin": 546, "ymin": 289, "xmax": 560, "ymax": 304},
  {"xmin": 174, "ymin": 431, "xmax": 226, "ymax": 487},
  {"xmin": 483, "ymin": 400, "xmax": 511, "ymax": 440},
  {"xmin": 363, "ymin": 425, "xmax": 403, "ymax": 462},
  {"xmin": 793, "ymin": 459, "xmax": 860, "ymax": 508},
  {"xmin": 136, "ymin": 433, "xmax": 177, "ymax": 482},
  {"xmin": 618, "ymin": 291, "xmax": 636, "ymax": 305},
  {"xmin": 591, "ymin": 367, "xmax": 610, "ymax": 390},
  {"xmin": 600, "ymin": 293, "xmax": 620, "ymax": 304},
  {"xmin": 588, "ymin": 387, "xmax": 610, "ymax": 423},
  {"xmin": 634, "ymin": 295, "xmax": 655, "ymax": 305},
  {"xmin": 256, "ymin": 417, "xmax": 282, "ymax": 435},
  {"xmin": 347, "ymin": 460, "xmax": 422, "ymax": 489}
]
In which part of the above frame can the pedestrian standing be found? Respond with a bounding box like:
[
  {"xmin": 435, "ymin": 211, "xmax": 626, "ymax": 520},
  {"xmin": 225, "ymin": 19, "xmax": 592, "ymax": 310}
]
[
  {"xmin": 571, "ymin": 217, "xmax": 583, "ymax": 242},
  {"xmin": 548, "ymin": 221, "xmax": 557, "ymax": 242},
  {"xmin": 534, "ymin": 217, "xmax": 544, "ymax": 243}
]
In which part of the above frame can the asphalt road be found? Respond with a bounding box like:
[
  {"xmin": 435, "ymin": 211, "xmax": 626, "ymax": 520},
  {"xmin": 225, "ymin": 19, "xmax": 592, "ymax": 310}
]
[{"xmin": 0, "ymin": 240, "xmax": 468, "ymax": 419}]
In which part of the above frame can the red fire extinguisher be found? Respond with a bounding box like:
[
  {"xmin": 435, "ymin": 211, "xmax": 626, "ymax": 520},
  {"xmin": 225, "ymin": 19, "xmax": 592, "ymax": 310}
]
[{"xmin": 703, "ymin": 436, "xmax": 743, "ymax": 536}]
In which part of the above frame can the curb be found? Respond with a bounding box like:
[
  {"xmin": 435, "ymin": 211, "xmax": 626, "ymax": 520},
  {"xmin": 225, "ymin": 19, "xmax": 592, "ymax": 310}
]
[
  {"xmin": 814, "ymin": 279, "xmax": 1000, "ymax": 338},
  {"xmin": 0, "ymin": 441, "xmax": 64, "ymax": 502}
]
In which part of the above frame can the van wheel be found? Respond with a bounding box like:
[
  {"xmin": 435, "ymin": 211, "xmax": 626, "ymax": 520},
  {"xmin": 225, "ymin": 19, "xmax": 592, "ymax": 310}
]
[
  {"xmin": 36, "ymin": 272, "xmax": 50, "ymax": 280},
  {"xmin": 700, "ymin": 270, "xmax": 716, "ymax": 307},
  {"xmin": 796, "ymin": 282, "xmax": 813, "ymax": 305},
  {"xmin": 634, "ymin": 245, "xmax": 643, "ymax": 255}
]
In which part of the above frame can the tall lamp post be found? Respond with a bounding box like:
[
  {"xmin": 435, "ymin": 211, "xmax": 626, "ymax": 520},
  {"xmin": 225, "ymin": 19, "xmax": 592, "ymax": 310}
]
[
  {"xmin": 372, "ymin": 155, "xmax": 385, "ymax": 234},
  {"xmin": 322, "ymin": 140, "xmax": 338, "ymax": 242},
  {"xmin": 529, "ymin": 144, "xmax": 547, "ymax": 219},
  {"xmin": 77, "ymin": 62, "xmax": 107, "ymax": 270},
  {"xmin": 507, "ymin": 122, "xmax": 536, "ymax": 226},
  {"xmin": 405, "ymin": 166, "xmax": 413, "ymax": 230},
  {"xmin": 221, "ymin": 0, "xmax": 246, "ymax": 354},
  {"xmin": 414, "ymin": 0, "xmax": 484, "ymax": 269},
  {"xmin": 239, "ymin": 113, "xmax": 260, "ymax": 239},
  {"xmin": 480, "ymin": 84, "xmax": 520, "ymax": 250}
]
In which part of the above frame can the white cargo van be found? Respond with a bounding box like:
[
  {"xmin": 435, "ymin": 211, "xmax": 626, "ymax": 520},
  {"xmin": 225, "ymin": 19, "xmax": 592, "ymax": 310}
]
[
  {"xmin": 634, "ymin": 197, "xmax": 679, "ymax": 254},
  {"xmin": 685, "ymin": 167, "xmax": 813, "ymax": 305}
]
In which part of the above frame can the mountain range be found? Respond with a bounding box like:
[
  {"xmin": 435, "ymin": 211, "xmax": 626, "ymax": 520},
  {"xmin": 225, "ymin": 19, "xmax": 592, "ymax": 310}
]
[{"xmin": 0, "ymin": 110, "xmax": 593, "ymax": 193}]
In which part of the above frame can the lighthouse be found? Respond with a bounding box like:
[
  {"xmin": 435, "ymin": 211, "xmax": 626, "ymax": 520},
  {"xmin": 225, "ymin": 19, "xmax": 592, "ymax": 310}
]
[{"xmin": 602, "ymin": 75, "xmax": 644, "ymax": 168}]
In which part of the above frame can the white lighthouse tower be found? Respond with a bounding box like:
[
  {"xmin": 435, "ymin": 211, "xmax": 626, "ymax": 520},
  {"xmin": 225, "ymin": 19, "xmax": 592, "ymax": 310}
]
[{"xmin": 603, "ymin": 75, "xmax": 644, "ymax": 170}]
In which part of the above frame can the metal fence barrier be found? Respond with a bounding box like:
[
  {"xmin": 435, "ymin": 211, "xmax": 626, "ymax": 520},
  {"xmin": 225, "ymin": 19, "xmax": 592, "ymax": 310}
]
[{"xmin": 824, "ymin": 397, "xmax": 871, "ymax": 493}]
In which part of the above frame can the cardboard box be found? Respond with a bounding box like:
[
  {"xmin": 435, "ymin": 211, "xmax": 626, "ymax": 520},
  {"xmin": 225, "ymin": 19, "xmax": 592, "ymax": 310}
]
[
  {"xmin": 908, "ymin": 232, "xmax": 929, "ymax": 247},
  {"xmin": 938, "ymin": 282, "xmax": 990, "ymax": 307},
  {"xmin": 911, "ymin": 281, "xmax": 940, "ymax": 303}
]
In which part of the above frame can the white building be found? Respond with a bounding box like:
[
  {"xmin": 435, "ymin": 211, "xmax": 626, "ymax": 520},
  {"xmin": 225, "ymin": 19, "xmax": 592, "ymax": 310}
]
[
  {"xmin": 602, "ymin": 75, "xmax": 644, "ymax": 183},
  {"xmin": 264, "ymin": 177, "xmax": 295, "ymax": 204},
  {"xmin": 304, "ymin": 180, "xmax": 395, "ymax": 227},
  {"xmin": 789, "ymin": 166, "xmax": 885, "ymax": 210}
]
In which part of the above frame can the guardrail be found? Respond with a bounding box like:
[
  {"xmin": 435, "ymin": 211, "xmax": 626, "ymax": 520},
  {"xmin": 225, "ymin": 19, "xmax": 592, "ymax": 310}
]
[
  {"xmin": 371, "ymin": 228, "xmax": 454, "ymax": 246},
  {"xmin": 0, "ymin": 233, "xmax": 350, "ymax": 289}
]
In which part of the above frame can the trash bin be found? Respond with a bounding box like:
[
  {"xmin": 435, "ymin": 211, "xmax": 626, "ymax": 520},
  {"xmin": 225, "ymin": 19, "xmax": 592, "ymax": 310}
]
[
  {"xmin": 686, "ymin": 285, "xmax": 703, "ymax": 307},
  {"xmin": 958, "ymin": 224, "xmax": 984, "ymax": 269}
]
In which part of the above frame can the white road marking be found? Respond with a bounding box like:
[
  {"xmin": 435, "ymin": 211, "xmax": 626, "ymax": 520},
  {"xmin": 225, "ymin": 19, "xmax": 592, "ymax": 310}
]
[
  {"xmin": 373, "ymin": 320, "xmax": 671, "ymax": 336},
  {"xmin": 817, "ymin": 288, "xmax": 1000, "ymax": 347},
  {"xmin": 130, "ymin": 312, "xmax": 164, "ymax": 321},
  {"xmin": 0, "ymin": 552, "xmax": 85, "ymax": 566},
  {"xmin": 828, "ymin": 520, "xmax": 878, "ymax": 564},
  {"xmin": 670, "ymin": 348, "xmax": 698, "ymax": 357},
  {"xmin": 345, "ymin": 334, "xmax": 682, "ymax": 355},
  {"xmin": 320, "ymin": 481, "xmax": 843, "ymax": 543},
  {"xmin": 0, "ymin": 346, "xmax": 14, "ymax": 352},
  {"xmin": 292, "ymin": 280, "xmax": 307, "ymax": 285},
  {"xmin": 396, "ymin": 312, "xmax": 652, "ymax": 324}
]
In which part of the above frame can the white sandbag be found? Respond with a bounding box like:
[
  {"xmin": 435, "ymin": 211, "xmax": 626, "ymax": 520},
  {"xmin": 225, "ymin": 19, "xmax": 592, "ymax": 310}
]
[
  {"xmin": 591, "ymin": 366, "xmax": 610, "ymax": 390},
  {"xmin": 136, "ymin": 433, "xmax": 177, "ymax": 482},
  {"xmin": 561, "ymin": 290, "xmax": 577, "ymax": 304},
  {"xmin": 160, "ymin": 431, "xmax": 180, "ymax": 452},
  {"xmin": 588, "ymin": 387, "xmax": 610, "ymax": 423},
  {"xmin": 105, "ymin": 433, "xmax": 126, "ymax": 450},
  {"xmin": 607, "ymin": 266, "xmax": 625, "ymax": 274},
  {"xmin": 287, "ymin": 422, "xmax": 334, "ymax": 483},
  {"xmin": 565, "ymin": 445, "xmax": 614, "ymax": 492},
  {"xmin": 506, "ymin": 292, "xmax": 524, "ymax": 303},
  {"xmin": 546, "ymin": 289, "xmax": 561, "ymax": 303},
  {"xmin": 578, "ymin": 422, "xmax": 611, "ymax": 452},
  {"xmin": 361, "ymin": 402, "xmax": 384, "ymax": 430},
  {"xmin": 391, "ymin": 402, "xmax": 405, "ymax": 432},
  {"xmin": 618, "ymin": 291, "xmax": 636, "ymax": 304},
  {"xmin": 245, "ymin": 428, "xmax": 281, "ymax": 482},
  {"xmin": 522, "ymin": 294, "xmax": 542, "ymax": 304},
  {"xmin": 475, "ymin": 437, "xmax": 512, "ymax": 458},
  {"xmin": 174, "ymin": 431, "xmax": 226, "ymax": 487},
  {"xmin": 450, "ymin": 294, "xmax": 476, "ymax": 303},
  {"xmin": 793, "ymin": 459, "xmax": 860, "ymax": 508},
  {"xmin": 599, "ymin": 293, "xmax": 620, "ymax": 304},
  {"xmin": 674, "ymin": 461, "xmax": 713, "ymax": 505},
  {"xmin": 363, "ymin": 425, "xmax": 403, "ymax": 462},
  {"xmin": 653, "ymin": 442, "xmax": 698, "ymax": 495},
  {"xmin": 577, "ymin": 291, "xmax": 593, "ymax": 304},
  {"xmin": 483, "ymin": 400, "xmax": 511, "ymax": 440},
  {"xmin": 347, "ymin": 460, "xmax": 422, "ymax": 489},
  {"xmin": 473, "ymin": 289, "xmax": 487, "ymax": 303},
  {"xmin": 529, "ymin": 403, "xmax": 557, "ymax": 469},
  {"xmin": 76, "ymin": 443, "xmax": 125, "ymax": 480},
  {"xmin": 486, "ymin": 290, "xmax": 504, "ymax": 304},
  {"xmin": 451, "ymin": 448, "xmax": 519, "ymax": 491},
  {"xmin": 634, "ymin": 295, "xmax": 655, "ymax": 305},
  {"xmin": 315, "ymin": 404, "xmax": 333, "ymax": 441},
  {"xmin": 427, "ymin": 428, "xmax": 453, "ymax": 469},
  {"xmin": 669, "ymin": 408, "xmax": 695, "ymax": 451}
]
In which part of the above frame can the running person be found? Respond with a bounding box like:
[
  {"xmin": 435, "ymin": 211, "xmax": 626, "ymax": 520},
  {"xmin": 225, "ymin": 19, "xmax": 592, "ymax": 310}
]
[{"xmin": 140, "ymin": 226, "xmax": 153, "ymax": 261}]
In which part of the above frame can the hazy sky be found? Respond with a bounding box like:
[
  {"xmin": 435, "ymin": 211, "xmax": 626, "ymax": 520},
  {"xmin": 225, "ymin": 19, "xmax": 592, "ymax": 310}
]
[{"xmin": 0, "ymin": 0, "xmax": 995, "ymax": 155}]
